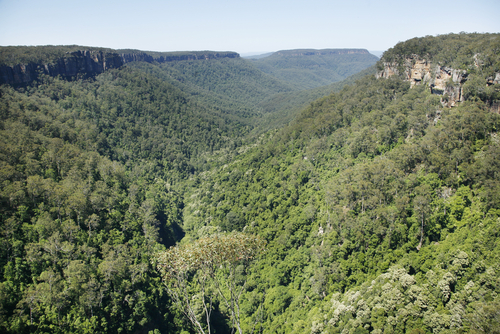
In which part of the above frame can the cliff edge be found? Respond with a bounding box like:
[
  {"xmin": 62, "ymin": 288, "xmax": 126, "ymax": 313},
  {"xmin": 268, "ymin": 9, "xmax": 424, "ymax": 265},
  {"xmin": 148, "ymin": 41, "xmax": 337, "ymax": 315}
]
[
  {"xmin": 0, "ymin": 48, "xmax": 239, "ymax": 86},
  {"xmin": 376, "ymin": 55, "xmax": 470, "ymax": 107},
  {"xmin": 375, "ymin": 33, "xmax": 500, "ymax": 110}
]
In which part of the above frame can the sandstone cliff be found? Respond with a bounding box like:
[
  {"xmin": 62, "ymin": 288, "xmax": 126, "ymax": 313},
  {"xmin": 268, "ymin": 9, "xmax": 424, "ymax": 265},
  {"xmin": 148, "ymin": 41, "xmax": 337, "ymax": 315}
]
[
  {"xmin": 376, "ymin": 55, "xmax": 468, "ymax": 107},
  {"xmin": 120, "ymin": 51, "xmax": 239, "ymax": 63},
  {"xmin": 0, "ymin": 50, "xmax": 123, "ymax": 86},
  {"xmin": 487, "ymin": 72, "xmax": 500, "ymax": 86},
  {"xmin": 0, "ymin": 49, "xmax": 240, "ymax": 86}
]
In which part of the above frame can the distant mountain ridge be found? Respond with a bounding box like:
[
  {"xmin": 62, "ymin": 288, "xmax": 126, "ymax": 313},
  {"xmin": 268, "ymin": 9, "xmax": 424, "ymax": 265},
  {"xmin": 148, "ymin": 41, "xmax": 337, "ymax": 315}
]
[
  {"xmin": 250, "ymin": 48, "xmax": 378, "ymax": 89},
  {"xmin": 0, "ymin": 46, "xmax": 239, "ymax": 86},
  {"xmin": 0, "ymin": 45, "xmax": 380, "ymax": 132},
  {"xmin": 0, "ymin": 46, "xmax": 375, "ymax": 89},
  {"xmin": 274, "ymin": 48, "xmax": 371, "ymax": 56}
]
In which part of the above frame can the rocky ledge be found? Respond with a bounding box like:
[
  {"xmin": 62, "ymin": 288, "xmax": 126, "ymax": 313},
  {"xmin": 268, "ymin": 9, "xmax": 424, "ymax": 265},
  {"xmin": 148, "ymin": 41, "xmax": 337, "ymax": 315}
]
[
  {"xmin": 0, "ymin": 50, "xmax": 239, "ymax": 86},
  {"xmin": 376, "ymin": 54, "xmax": 500, "ymax": 109},
  {"xmin": 376, "ymin": 56, "xmax": 468, "ymax": 107}
]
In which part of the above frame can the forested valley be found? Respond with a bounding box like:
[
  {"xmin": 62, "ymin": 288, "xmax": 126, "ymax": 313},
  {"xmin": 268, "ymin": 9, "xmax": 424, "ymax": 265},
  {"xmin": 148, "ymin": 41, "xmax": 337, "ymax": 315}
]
[{"xmin": 0, "ymin": 33, "xmax": 499, "ymax": 334}]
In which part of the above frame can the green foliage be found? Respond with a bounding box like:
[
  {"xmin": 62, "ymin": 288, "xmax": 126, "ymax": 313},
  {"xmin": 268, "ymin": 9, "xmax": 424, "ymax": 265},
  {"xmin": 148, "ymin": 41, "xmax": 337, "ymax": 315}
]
[
  {"xmin": 380, "ymin": 33, "xmax": 500, "ymax": 106},
  {"xmin": 156, "ymin": 232, "xmax": 266, "ymax": 334},
  {"xmin": 381, "ymin": 33, "xmax": 500, "ymax": 69},
  {"xmin": 181, "ymin": 35, "xmax": 500, "ymax": 333},
  {"xmin": 0, "ymin": 45, "xmax": 116, "ymax": 66},
  {"xmin": 0, "ymin": 46, "xmax": 239, "ymax": 68},
  {"xmin": 251, "ymin": 49, "xmax": 378, "ymax": 90},
  {"xmin": 0, "ymin": 73, "xmax": 196, "ymax": 333},
  {"xmin": 125, "ymin": 56, "xmax": 296, "ymax": 132},
  {"xmin": 1, "ymin": 33, "xmax": 499, "ymax": 334}
]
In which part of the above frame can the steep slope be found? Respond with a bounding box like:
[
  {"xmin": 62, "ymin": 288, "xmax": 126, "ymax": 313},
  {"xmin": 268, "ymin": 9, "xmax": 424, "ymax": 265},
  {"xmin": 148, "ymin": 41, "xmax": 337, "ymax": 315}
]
[
  {"xmin": 377, "ymin": 32, "xmax": 500, "ymax": 109},
  {"xmin": 0, "ymin": 79, "xmax": 184, "ymax": 333},
  {"xmin": 181, "ymin": 33, "xmax": 500, "ymax": 333},
  {"xmin": 124, "ymin": 53, "xmax": 377, "ymax": 134},
  {"xmin": 125, "ymin": 56, "xmax": 295, "ymax": 124},
  {"xmin": 133, "ymin": 58, "xmax": 378, "ymax": 134},
  {"xmin": 1, "ymin": 33, "xmax": 499, "ymax": 334},
  {"xmin": 255, "ymin": 65, "xmax": 378, "ymax": 132},
  {"xmin": 0, "ymin": 62, "xmax": 269, "ymax": 333},
  {"xmin": 251, "ymin": 49, "xmax": 379, "ymax": 90},
  {"xmin": 0, "ymin": 45, "xmax": 239, "ymax": 86},
  {"xmin": 1, "ymin": 47, "xmax": 288, "ymax": 334},
  {"xmin": 0, "ymin": 46, "xmax": 377, "ymax": 134}
]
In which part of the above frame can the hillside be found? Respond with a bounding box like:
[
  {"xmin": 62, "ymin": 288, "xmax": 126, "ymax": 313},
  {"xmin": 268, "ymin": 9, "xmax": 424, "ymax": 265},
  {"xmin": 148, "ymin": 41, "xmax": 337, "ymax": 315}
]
[
  {"xmin": 0, "ymin": 58, "xmax": 272, "ymax": 332},
  {"xmin": 0, "ymin": 46, "xmax": 239, "ymax": 86},
  {"xmin": 0, "ymin": 33, "xmax": 499, "ymax": 334},
  {"xmin": 250, "ymin": 49, "xmax": 379, "ymax": 90},
  {"xmin": 255, "ymin": 65, "xmax": 378, "ymax": 132},
  {"xmin": 124, "ymin": 51, "xmax": 379, "ymax": 133},
  {"xmin": 124, "ymin": 56, "xmax": 295, "ymax": 125},
  {"xmin": 181, "ymin": 33, "xmax": 500, "ymax": 333},
  {"xmin": 0, "ymin": 46, "xmax": 379, "ymax": 133}
]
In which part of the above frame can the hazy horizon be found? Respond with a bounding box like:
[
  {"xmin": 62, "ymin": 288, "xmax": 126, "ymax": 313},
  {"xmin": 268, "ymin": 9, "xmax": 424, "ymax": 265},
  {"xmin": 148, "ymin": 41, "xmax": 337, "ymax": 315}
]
[{"xmin": 1, "ymin": 0, "xmax": 498, "ymax": 55}]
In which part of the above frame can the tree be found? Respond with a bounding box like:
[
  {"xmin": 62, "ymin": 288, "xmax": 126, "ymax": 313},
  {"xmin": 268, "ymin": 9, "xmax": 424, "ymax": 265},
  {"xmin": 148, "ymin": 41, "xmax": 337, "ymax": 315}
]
[
  {"xmin": 413, "ymin": 184, "xmax": 432, "ymax": 250},
  {"xmin": 468, "ymin": 301, "xmax": 500, "ymax": 334},
  {"xmin": 155, "ymin": 232, "xmax": 266, "ymax": 334}
]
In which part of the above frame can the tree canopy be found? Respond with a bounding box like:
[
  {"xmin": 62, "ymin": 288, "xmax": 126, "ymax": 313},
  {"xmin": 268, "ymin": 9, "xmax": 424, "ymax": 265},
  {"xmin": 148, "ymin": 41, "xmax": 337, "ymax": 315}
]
[{"xmin": 0, "ymin": 32, "xmax": 499, "ymax": 333}]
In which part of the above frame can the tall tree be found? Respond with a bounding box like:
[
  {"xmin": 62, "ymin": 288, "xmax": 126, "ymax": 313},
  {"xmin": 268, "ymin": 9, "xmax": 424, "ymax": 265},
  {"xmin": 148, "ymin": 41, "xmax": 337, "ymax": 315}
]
[{"xmin": 155, "ymin": 232, "xmax": 265, "ymax": 334}]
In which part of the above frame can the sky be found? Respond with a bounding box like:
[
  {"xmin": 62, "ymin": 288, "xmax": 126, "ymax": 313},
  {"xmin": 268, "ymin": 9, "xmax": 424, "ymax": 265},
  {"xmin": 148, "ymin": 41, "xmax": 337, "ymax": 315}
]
[{"xmin": 0, "ymin": 0, "xmax": 499, "ymax": 55}]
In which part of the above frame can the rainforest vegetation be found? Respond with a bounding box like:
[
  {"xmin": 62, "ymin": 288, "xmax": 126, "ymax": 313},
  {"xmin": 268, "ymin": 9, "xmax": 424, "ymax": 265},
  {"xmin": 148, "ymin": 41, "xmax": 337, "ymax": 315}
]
[{"xmin": 0, "ymin": 32, "xmax": 499, "ymax": 334}]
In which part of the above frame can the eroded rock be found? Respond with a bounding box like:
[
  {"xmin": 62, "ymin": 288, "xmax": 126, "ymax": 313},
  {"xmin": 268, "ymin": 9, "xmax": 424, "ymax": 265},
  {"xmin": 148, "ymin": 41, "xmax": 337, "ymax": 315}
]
[{"xmin": 376, "ymin": 55, "xmax": 467, "ymax": 107}]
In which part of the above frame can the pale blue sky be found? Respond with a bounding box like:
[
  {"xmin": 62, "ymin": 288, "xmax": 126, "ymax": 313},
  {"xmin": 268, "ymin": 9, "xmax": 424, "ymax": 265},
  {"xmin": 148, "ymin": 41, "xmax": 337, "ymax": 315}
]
[{"xmin": 0, "ymin": 0, "xmax": 498, "ymax": 54}]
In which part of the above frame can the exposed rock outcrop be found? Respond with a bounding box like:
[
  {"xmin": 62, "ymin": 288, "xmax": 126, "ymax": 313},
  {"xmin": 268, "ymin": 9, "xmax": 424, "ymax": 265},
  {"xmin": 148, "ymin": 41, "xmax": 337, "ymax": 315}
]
[
  {"xmin": 120, "ymin": 51, "xmax": 239, "ymax": 63},
  {"xmin": 487, "ymin": 72, "xmax": 500, "ymax": 86},
  {"xmin": 376, "ymin": 55, "xmax": 467, "ymax": 107},
  {"xmin": 0, "ymin": 50, "xmax": 123, "ymax": 86},
  {"xmin": 376, "ymin": 62, "xmax": 399, "ymax": 80},
  {"xmin": 430, "ymin": 66, "xmax": 468, "ymax": 107},
  {"xmin": 0, "ymin": 50, "xmax": 240, "ymax": 86}
]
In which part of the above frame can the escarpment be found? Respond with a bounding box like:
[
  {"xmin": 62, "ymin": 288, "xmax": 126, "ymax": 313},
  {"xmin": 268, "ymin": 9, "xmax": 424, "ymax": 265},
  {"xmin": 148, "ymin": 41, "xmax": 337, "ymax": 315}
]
[
  {"xmin": 0, "ymin": 50, "xmax": 124, "ymax": 86},
  {"xmin": 0, "ymin": 49, "xmax": 240, "ymax": 86},
  {"xmin": 120, "ymin": 50, "xmax": 239, "ymax": 63},
  {"xmin": 376, "ymin": 51, "xmax": 500, "ymax": 110},
  {"xmin": 376, "ymin": 55, "xmax": 468, "ymax": 107}
]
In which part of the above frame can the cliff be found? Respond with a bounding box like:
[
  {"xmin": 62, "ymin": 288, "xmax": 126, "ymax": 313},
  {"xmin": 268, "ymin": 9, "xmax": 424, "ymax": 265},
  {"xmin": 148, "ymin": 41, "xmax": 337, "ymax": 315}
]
[
  {"xmin": 376, "ymin": 53, "xmax": 500, "ymax": 110},
  {"xmin": 0, "ymin": 50, "xmax": 123, "ymax": 86},
  {"xmin": 376, "ymin": 55, "xmax": 468, "ymax": 107},
  {"xmin": 120, "ymin": 51, "xmax": 239, "ymax": 63},
  {"xmin": 0, "ymin": 49, "xmax": 240, "ymax": 86}
]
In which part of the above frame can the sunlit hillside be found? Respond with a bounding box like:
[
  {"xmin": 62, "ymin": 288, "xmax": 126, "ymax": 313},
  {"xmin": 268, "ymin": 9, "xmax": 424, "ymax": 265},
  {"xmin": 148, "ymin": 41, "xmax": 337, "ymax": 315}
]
[{"xmin": 0, "ymin": 33, "xmax": 499, "ymax": 334}]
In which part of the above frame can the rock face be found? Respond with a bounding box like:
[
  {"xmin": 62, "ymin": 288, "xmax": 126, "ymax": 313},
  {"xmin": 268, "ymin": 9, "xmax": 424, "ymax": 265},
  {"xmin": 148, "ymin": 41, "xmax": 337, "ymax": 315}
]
[
  {"xmin": 0, "ymin": 50, "xmax": 240, "ymax": 86},
  {"xmin": 430, "ymin": 67, "xmax": 468, "ymax": 107},
  {"xmin": 376, "ymin": 55, "xmax": 468, "ymax": 107},
  {"xmin": 487, "ymin": 72, "xmax": 500, "ymax": 86},
  {"xmin": 120, "ymin": 51, "xmax": 239, "ymax": 63},
  {"xmin": 0, "ymin": 51, "xmax": 123, "ymax": 86}
]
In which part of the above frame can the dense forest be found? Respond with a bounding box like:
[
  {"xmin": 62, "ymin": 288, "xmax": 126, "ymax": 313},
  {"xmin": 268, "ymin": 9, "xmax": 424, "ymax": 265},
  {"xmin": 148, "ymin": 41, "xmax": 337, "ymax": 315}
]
[
  {"xmin": 0, "ymin": 32, "xmax": 499, "ymax": 334},
  {"xmin": 250, "ymin": 49, "xmax": 378, "ymax": 90}
]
